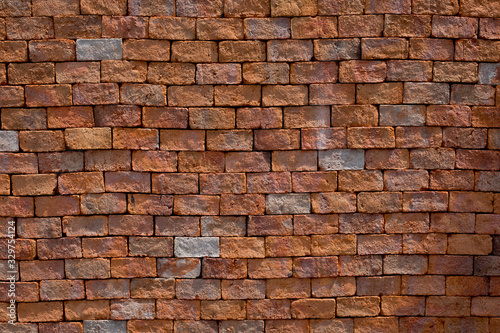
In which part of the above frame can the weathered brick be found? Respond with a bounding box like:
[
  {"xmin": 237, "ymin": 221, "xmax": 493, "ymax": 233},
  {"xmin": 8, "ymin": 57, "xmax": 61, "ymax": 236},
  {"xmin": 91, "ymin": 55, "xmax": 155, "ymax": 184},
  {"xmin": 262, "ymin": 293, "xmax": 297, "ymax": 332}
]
[
  {"xmin": 123, "ymin": 39, "xmax": 170, "ymax": 61},
  {"xmin": 312, "ymin": 193, "xmax": 356, "ymax": 213},
  {"xmin": 362, "ymin": 38, "xmax": 408, "ymax": 60},
  {"xmin": 54, "ymin": 16, "xmax": 101, "ymax": 39},
  {"xmin": 314, "ymin": 39, "xmax": 360, "ymax": 61},
  {"xmin": 310, "ymin": 84, "xmax": 355, "ymax": 105},
  {"xmin": 339, "ymin": 15, "xmax": 383, "ymax": 37}
]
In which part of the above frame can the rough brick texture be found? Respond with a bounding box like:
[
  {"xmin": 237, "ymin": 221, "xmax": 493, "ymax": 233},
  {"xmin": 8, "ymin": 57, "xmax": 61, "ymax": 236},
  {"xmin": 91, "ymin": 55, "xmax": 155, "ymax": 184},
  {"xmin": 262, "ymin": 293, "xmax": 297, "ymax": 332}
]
[{"xmin": 1, "ymin": 0, "xmax": 499, "ymax": 331}]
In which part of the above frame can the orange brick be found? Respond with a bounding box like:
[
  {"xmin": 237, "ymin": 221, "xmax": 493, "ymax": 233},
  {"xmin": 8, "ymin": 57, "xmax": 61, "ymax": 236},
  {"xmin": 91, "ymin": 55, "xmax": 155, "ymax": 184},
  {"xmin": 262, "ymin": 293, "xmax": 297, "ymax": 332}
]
[{"xmin": 220, "ymin": 237, "xmax": 265, "ymax": 258}]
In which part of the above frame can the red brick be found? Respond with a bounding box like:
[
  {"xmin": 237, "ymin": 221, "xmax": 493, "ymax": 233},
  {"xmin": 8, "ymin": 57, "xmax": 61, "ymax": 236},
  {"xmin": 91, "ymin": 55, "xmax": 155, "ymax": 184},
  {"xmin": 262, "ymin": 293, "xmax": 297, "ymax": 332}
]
[
  {"xmin": 73, "ymin": 83, "xmax": 118, "ymax": 105},
  {"xmin": 265, "ymin": 236, "xmax": 310, "ymax": 257},
  {"xmin": 157, "ymin": 300, "xmax": 200, "ymax": 320},
  {"xmin": 120, "ymin": 83, "xmax": 167, "ymax": 106},
  {"xmin": 214, "ymin": 85, "xmax": 261, "ymax": 107},
  {"xmin": 65, "ymin": 128, "xmax": 112, "ymax": 150},
  {"xmin": 179, "ymin": 152, "xmax": 224, "ymax": 173},
  {"xmin": 0, "ymin": 41, "xmax": 27, "ymax": 63},
  {"xmin": 47, "ymin": 106, "xmax": 93, "ymax": 128},
  {"xmin": 384, "ymin": 170, "xmax": 429, "ymax": 191},
  {"xmin": 152, "ymin": 173, "xmax": 198, "ymax": 194},
  {"xmin": 149, "ymin": 17, "xmax": 195, "ymax": 40},
  {"xmin": 86, "ymin": 279, "xmax": 130, "ymax": 300},
  {"xmin": 102, "ymin": 16, "xmax": 147, "ymax": 38},
  {"xmin": 128, "ymin": 194, "xmax": 173, "ymax": 215},
  {"xmin": 157, "ymin": 258, "xmax": 201, "ymax": 278},
  {"xmin": 310, "ymin": 84, "xmax": 355, "ymax": 105},
  {"xmin": 426, "ymin": 105, "xmax": 471, "ymax": 126},
  {"xmin": 37, "ymin": 237, "xmax": 82, "ymax": 259},
  {"xmin": 86, "ymin": 150, "xmax": 131, "ymax": 172},
  {"xmin": 124, "ymin": 39, "xmax": 170, "ymax": 61},
  {"xmin": 199, "ymin": 173, "xmax": 246, "ymax": 194},
  {"xmin": 294, "ymin": 214, "xmax": 338, "ymax": 235},
  {"xmin": 410, "ymin": 148, "xmax": 455, "ymax": 169},
  {"xmin": 148, "ymin": 63, "xmax": 194, "ymax": 85},
  {"xmin": 272, "ymin": 151, "xmax": 317, "ymax": 172},
  {"xmin": 430, "ymin": 169, "xmax": 474, "ymax": 191},
  {"xmin": 25, "ymin": 84, "xmax": 71, "ymax": 107},
  {"xmin": 338, "ymin": 15, "xmax": 383, "ymax": 37},
  {"xmin": 426, "ymin": 296, "xmax": 470, "ymax": 317},
  {"xmin": 12, "ymin": 174, "xmax": 57, "ymax": 196},
  {"xmin": 6, "ymin": 17, "xmax": 53, "ymax": 40},
  {"xmin": 384, "ymin": 14, "xmax": 431, "ymax": 37},
  {"xmin": 81, "ymin": 193, "xmax": 127, "ymax": 215},
  {"xmin": 174, "ymin": 195, "xmax": 219, "ymax": 215},
  {"xmin": 202, "ymin": 258, "xmax": 246, "ymax": 279},
  {"xmin": 40, "ymin": 280, "xmax": 84, "ymax": 301},
  {"xmin": 220, "ymin": 237, "xmax": 265, "ymax": 258},
  {"xmin": 171, "ymin": 41, "xmax": 217, "ymax": 63},
  {"xmin": 113, "ymin": 128, "xmax": 158, "ymax": 150},
  {"xmin": 220, "ymin": 40, "xmax": 266, "ymax": 62},
  {"xmin": 29, "ymin": 40, "xmax": 75, "ymax": 62},
  {"xmin": 357, "ymin": 83, "xmax": 403, "ymax": 104},
  {"xmin": 249, "ymin": 215, "xmax": 292, "ymax": 236},
  {"xmin": 248, "ymin": 258, "xmax": 292, "ymax": 279},
  {"xmin": 222, "ymin": 279, "xmax": 265, "ymax": 299},
  {"xmin": 263, "ymin": 85, "xmax": 308, "ymax": 106},
  {"xmin": 226, "ymin": 152, "xmax": 270, "ymax": 172},
  {"xmin": 39, "ymin": 151, "xmax": 83, "ymax": 173},
  {"xmin": 479, "ymin": 18, "xmax": 500, "ymax": 39},
  {"xmin": 428, "ymin": 255, "xmax": 473, "ymax": 275},
  {"xmin": 247, "ymin": 300, "xmax": 291, "ymax": 319},
  {"xmin": 243, "ymin": 63, "xmax": 288, "ymax": 84},
  {"xmin": 455, "ymin": 39, "xmax": 500, "ymax": 62},
  {"xmin": 54, "ymin": 16, "xmax": 102, "ymax": 39},
  {"xmin": 247, "ymin": 172, "xmax": 291, "ymax": 194},
  {"xmin": 362, "ymin": 38, "xmax": 408, "ymax": 60},
  {"xmin": 111, "ymin": 257, "xmax": 156, "ymax": 278},
  {"xmin": 403, "ymin": 233, "xmax": 447, "ymax": 254},
  {"xmin": 18, "ymin": 302, "xmax": 63, "ymax": 322},
  {"xmin": 312, "ymin": 192, "xmax": 356, "ymax": 214},
  {"xmin": 35, "ymin": 195, "xmax": 80, "ymax": 217},
  {"xmin": 472, "ymin": 107, "xmax": 500, "ymax": 127},
  {"xmin": 20, "ymin": 260, "xmax": 64, "ymax": 281},
  {"xmin": 220, "ymin": 194, "xmax": 265, "ymax": 215},
  {"xmin": 301, "ymin": 128, "xmax": 343, "ymax": 151}
]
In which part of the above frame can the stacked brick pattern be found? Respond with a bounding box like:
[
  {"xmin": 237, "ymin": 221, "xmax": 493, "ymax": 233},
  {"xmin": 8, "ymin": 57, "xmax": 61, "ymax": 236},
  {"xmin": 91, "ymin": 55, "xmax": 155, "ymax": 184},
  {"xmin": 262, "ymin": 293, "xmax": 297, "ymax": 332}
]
[{"xmin": 0, "ymin": 0, "xmax": 499, "ymax": 332}]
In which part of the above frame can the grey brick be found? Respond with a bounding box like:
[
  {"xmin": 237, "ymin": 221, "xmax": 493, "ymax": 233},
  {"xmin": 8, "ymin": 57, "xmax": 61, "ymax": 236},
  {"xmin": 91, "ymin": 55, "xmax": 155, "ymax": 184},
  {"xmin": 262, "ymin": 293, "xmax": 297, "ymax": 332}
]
[
  {"xmin": 478, "ymin": 63, "xmax": 500, "ymax": 85},
  {"xmin": 0, "ymin": 130, "xmax": 19, "ymax": 151},
  {"xmin": 174, "ymin": 237, "xmax": 219, "ymax": 257},
  {"xmin": 83, "ymin": 320, "xmax": 126, "ymax": 333},
  {"xmin": 319, "ymin": 149, "xmax": 365, "ymax": 170},
  {"xmin": 266, "ymin": 193, "xmax": 311, "ymax": 214},
  {"xmin": 379, "ymin": 105, "xmax": 426, "ymax": 126},
  {"xmin": 77, "ymin": 39, "xmax": 122, "ymax": 61}
]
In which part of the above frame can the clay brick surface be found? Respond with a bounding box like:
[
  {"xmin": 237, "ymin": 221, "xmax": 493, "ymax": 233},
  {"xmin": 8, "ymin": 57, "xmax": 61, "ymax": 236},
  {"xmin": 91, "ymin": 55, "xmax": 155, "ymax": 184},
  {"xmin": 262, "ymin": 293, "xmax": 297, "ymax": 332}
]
[{"xmin": 1, "ymin": 1, "xmax": 498, "ymax": 329}]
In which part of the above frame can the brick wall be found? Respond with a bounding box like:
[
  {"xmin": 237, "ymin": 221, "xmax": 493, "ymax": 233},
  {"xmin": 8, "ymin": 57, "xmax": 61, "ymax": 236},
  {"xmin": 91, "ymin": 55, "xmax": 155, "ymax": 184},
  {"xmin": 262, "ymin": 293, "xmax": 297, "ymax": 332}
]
[{"xmin": 0, "ymin": 0, "xmax": 499, "ymax": 332}]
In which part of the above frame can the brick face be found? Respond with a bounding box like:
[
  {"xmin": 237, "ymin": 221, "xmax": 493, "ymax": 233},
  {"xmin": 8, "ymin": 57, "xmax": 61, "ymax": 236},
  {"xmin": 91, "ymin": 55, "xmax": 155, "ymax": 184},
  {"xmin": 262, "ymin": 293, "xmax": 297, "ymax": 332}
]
[{"xmin": 2, "ymin": 1, "xmax": 498, "ymax": 330}]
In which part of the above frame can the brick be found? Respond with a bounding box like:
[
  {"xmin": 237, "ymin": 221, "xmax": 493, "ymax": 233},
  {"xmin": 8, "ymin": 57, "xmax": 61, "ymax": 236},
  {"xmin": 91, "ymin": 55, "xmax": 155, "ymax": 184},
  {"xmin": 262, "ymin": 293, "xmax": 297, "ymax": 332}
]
[
  {"xmin": 20, "ymin": 260, "xmax": 64, "ymax": 281},
  {"xmin": 86, "ymin": 279, "xmax": 129, "ymax": 300},
  {"xmin": 426, "ymin": 296, "xmax": 470, "ymax": 317},
  {"xmin": 0, "ymin": 86, "xmax": 23, "ymax": 107},
  {"xmin": 399, "ymin": 317, "xmax": 445, "ymax": 333},
  {"xmin": 384, "ymin": 170, "xmax": 429, "ymax": 191},
  {"xmin": 174, "ymin": 195, "xmax": 219, "ymax": 215},
  {"xmin": 339, "ymin": 60, "xmax": 385, "ymax": 83},
  {"xmin": 314, "ymin": 39, "xmax": 360, "ymax": 61},
  {"xmin": 64, "ymin": 128, "xmax": 111, "ymax": 150},
  {"xmin": 0, "ymin": 153, "xmax": 38, "ymax": 174},
  {"xmin": 108, "ymin": 215, "xmax": 153, "ymax": 236},
  {"xmin": 410, "ymin": 148, "xmax": 455, "ymax": 169},
  {"xmin": 244, "ymin": 18, "xmax": 291, "ymax": 40},
  {"xmin": 171, "ymin": 41, "xmax": 217, "ymax": 62},
  {"xmin": 433, "ymin": 62, "xmax": 478, "ymax": 83},
  {"xmin": 197, "ymin": 18, "xmax": 243, "ymax": 40},
  {"xmin": 387, "ymin": 60, "xmax": 432, "ymax": 82},
  {"xmin": 381, "ymin": 296, "xmax": 425, "ymax": 316},
  {"xmin": 128, "ymin": 0, "xmax": 173, "ymax": 15},
  {"xmin": 489, "ymin": 129, "xmax": 500, "ymax": 149},
  {"xmin": 127, "ymin": 194, "xmax": 173, "ymax": 215},
  {"xmin": 76, "ymin": 39, "xmax": 122, "ymax": 62},
  {"xmin": 475, "ymin": 256, "xmax": 500, "ymax": 276},
  {"xmin": 110, "ymin": 299, "xmax": 155, "ymax": 320},
  {"xmin": 291, "ymin": 16, "xmax": 337, "ymax": 39},
  {"xmin": 199, "ymin": 173, "xmax": 246, "ymax": 194},
  {"xmin": 383, "ymin": 255, "xmax": 428, "ymax": 275},
  {"xmin": 409, "ymin": 38, "xmax": 454, "ymax": 61},
  {"xmin": 461, "ymin": 0, "xmax": 500, "ymax": 16},
  {"xmin": 81, "ymin": 193, "xmax": 127, "ymax": 215},
  {"xmin": 12, "ymin": 174, "xmax": 57, "ymax": 196},
  {"xmin": 46, "ymin": 107, "xmax": 93, "ymax": 129},
  {"xmin": 0, "ymin": 0, "xmax": 31, "ymax": 16},
  {"xmin": 152, "ymin": 173, "xmax": 198, "ymax": 194},
  {"xmin": 6, "ymin": 17, "xmax": 53, "ymax": 40},
  {"xmin": 207, "ymin": 130, "xmax": 252, "ymax": 151},
  {"xmin": 168, "ymin": 86, "xmax": 213, "ymax": 107},
  {"xmin": 337, "ymin": 296, "xmax": 380, "ymax": 317},
  {"xmin": 338, "ymin": 170, "xmax": 381, "ymax": 192},
  {"xmin": 401, "ymin": 275, "xmax": 445, "ymax": 295},
  {"xmin": 8, "ymin": 63, "xmax": 54, "ymax": 85},
  {"xmin": 331, "ymin": 105, "xmax": 378, "ymax": 127},
  {"xmin": 479, "ymin": 63, "xmax": 500, "ymax": 85},
  {"xmin": 120, "ymin": 84, "xmax": 166, "ymax": 106},
  {"xmin": 221, "ymin": 237, "xmax": 263, "ymax": 259},
  {"xmin": 384, "ymin": 15, "xmax": 431, "ymax": 37},
  {"xmin": 201, "ymin": 216, "xmax": 246, "ymax": 236},
  {"xmin": 312, "ymin": 193, "xmax": 357, "ymax": 214},
  {"xmin": 357, "ymin": 83, "xmax": 403, "ymax": 104},
  {"xmin": 412, "ymin": 0, "xmax": 458, "ymax": 14},
  {"xmin": 426, "ymin": 105, "xmax": 471, "ymax": 127},
  {"xmin": 476, "ymin": 213, "xmax": 500, "ymax": 234},
  {"xmin": 479, "ymin": 18, "xmax": 500, "ymax": 39},
  {"xmin": 220, "ymin": 40, "xmax": 266, "ymax": 62},
  {"xmin": 247, "ymin": 172, "xmax": 291, "ymax": 194},
  {"xmin": 403, "ymin": 82, "xmax": 450, "ymax": 104},
  {"xmin": 220, "ymin": 194, "xmax": 265, "ymax": 215},
  {"xmin": 85, "ymin": 150, "xmax": 130, "ymax": 172},
  {"xmin": 476, "ymin": 172, "xmax": 500, "ymax": 192},
  {"xmin": 64, "ymin": 300, "xmax": 110, "ymax": 321},
  {"xmin": 451, "ymin": 84, "xmax": 495, "ymax": 106},
  {"xmin": 294, "ymin": 214, "xmax": 338, "ymax": 235},
  {"xmin": 403, "ymin": 233, "xmax": 447, "ymax": 254},
  {"xmin": 202, "ymin": 258, "xmax": 246, "ymax": 278},
  {"xmin": 456, "ymin": 149, "xmax": 500, "ymax": 170},
  {"xmin": 358, "ymin": 192, "xmax": 402, "ymax": 213},
  {"xmin": 312, "ymin": 234, "xmax": 356, "ymax": 255},
  {"xmin": 0, "ymin": 41, "xmax": 27, "ymax": 63},
  {"xmin": 224, "ymin": 0, "xmax": 270, "ymax": 17},
  {"xmin": 396, "ymin": 127, "xmax": 442, "ymax": 148},
  {"xmin": 455, "ymin": 39, "xmax": 500, "ymax": 62},
  {"xmin": 37, "ymin": 237, "xmax": 81, "ymax": 260},
  {"xmin": 301, "ymin": 128, "xmax": 346, "ymax": 150},
  {"xmin": 101, "ymin": 60, "xmax": 147, "ymax": 83},
  {"xmin": 402, "ymin": 191, "xmax": 448, "ymax": 212},
  {"xmin": 291, "ymin": 299, "xmax": 336, "ymax": 319},
  {"xmin": 0, "ymin": 131, "xmax": 18, "ymax": 152},
  {"xmin": 63, "ymin": 216, "xmax": 108, "ymax": 237},
  {"xmin": 176, "ymin": 279, "xmax": 221, "ymax": 300},
  {"xmin": 123, "ymin": 40, "xmax": 170, "ymax": 61},
  {"xmin": 34, "ymin": 195, "xmax": 79, "ymax": 217},
  {"xmin": 105, "ymin": 172, "xmax": 150, "ymax": 193},
  {"xmin": 113, "ymin": 128, "xmax": 158, "ymax": 150},
  {"xmin": 339, "ymin": 15, "xmax": 383, "ymax": 37},
  {"xmin": 242, "ymin": 63, "xmax": 287, "ymax": 85},
  {"xmin": 81, "ymin": 0, "xmax": 126, "ymax": 15},
  {"xmin": 0, "ymin": 175, "xmax": 9, "ymax": 195},
  {"xmin": 17, "ymin": 217, "xmax": 60, "ymax": 238},
  {"xmin": 179, "ymin": 152, "xmax": 224, "ymax": 173},
  {"xmin": 311, "ymin": 277, "xmax": 355, "ymax": 298},
  {"xmin": 19, "ymin": 130, "xmax": 65, "ymax": 152},
  {"xmin": 446, "ymin": 276, "xmax": 488, "ymax": 296},
  {"xmin": 290, "ymin": 62, "xmax": 338, "ymax": 84},
  {"xmin": 18, "ymin": 302, "xmax": 63, "ymax": 322},
  {"xmin": 174, "ymin": 237, "xmax": 219, "ymax": 258},
  {"xmin": 429, "ymin": 255, "xmax": 473, "ymax": 275},
  {"xmin": 268, "ymin": 40, "xmax": 312, "ymax": 62},
  {"xmin": 432, "ymin": 16, "xmax": 478, "ymax": 39},
  {"xmin": 358, "ymin": 234, "xmax": 402, "ymax": 254},
  {"xmin": 248, "ymin": 258, "xmax": 291, "ymax": 279},
  {"xmin": 66, "ymin": 258, "xmax": 110, "ymax": 279},
  {"xmin": 149, "ymin": 17, "xmax": 195, "ymax": 40},
  {"xmin": 270, "ymin": 0, "xmax": 316, "ymax": 16},
  {"xmin": 73, "ymin": 83, "xmax": 119, "ymax": 105},
  {"xmin": 472, "ymin": 107, "xmax": 500, "ymax": 127},
  {"xmin": 443, "ymin": 128, "xmax": 486, "ymax": 149},
  {"xmin": 102, "ymin": 16, "xmax": 147, "ymax": 39},
  {"xmin": 201, "ymin": 300, "xmax": 245, "ymax": 320},
  {"xmin": 357, "ymin": 276, "xmax": 400, "ymax": 296},
  {"xmin": 266, "ymin": 236, "xmax": 310, "ymax": 257},
  {"xmin": 157, "ymin": 300, "xmax": 200, "ymax": 320},
  {"xmin": 310, "ymin": 83, "xmax": 355, "ymax": 105},
  {"xmin": 348, "ymin": 127, "xmax": 395, "ymax": 148},
  {"xmin": 362, "ymin": 38, "xmax": 408, "ymax": 59},
  {"xmin": 40, "ymin": 280, "xmax": 84, "ymax": 301},
  {"xmin": 214, "ymin": 85, "xmax": 261, "ymax": 107},
  {"xmin": 157, "ymin": 258, "xmax": 201, "ymax": 278},
  {"xmin": 318, "ymin": 149, "xmax": 364, "ymax": 171},
  {"xmin": 54, "ymin": 16, "xmax": 101, "ymax": 39},
  {"xmin": 247, "ymin": 300, "xmax": 291, "ymax": 319}
]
